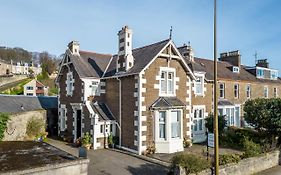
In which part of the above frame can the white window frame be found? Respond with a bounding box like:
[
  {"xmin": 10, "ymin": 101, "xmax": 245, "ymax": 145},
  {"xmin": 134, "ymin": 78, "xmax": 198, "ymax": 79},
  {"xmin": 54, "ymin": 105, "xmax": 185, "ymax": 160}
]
[
  {"xmin": 90, "ymin": 81, "xmax": 99, "ymax": 96},
  {"xmin": 219, "ymin": 83, "xmax": 225, "ymax": 98},
  {"xmin": 264, "ymin": 86, "xmax": 268, "ymax": 98},
  {"xmin": 246, "ymin": 84, "xmax": 251, "ymax": 98},
  {"xmin": 158, "ymin": 111, "xmax": 167, "ymax": 140},
  {"xmin": 66, "ymin": 71, "xmax": 74, "ymax": 96},
  {"xmin": 155, "ymin": 109, "xmax": 182, "ymax": 141},
  {"xmin": 60, "ymin": 104, "xmax": 67, "ymax": 131},
  {"xmin": 257, "ymin": 68, "xmax": 264, "ymax": 78},
  {"xmin": 194, "ymin": 73, "xmax": 204, "ymax": 96},
  {"xmin": 270, "ymin": 70, "xmax": 278, "ymax": 80},
  {"xmin": 218, "ymin": 106, "xmax": 236, "ymax": 127},
  {"xmin": 192, "ymin": 107, "xmax": 205, "ymax": 133},
  {"xmin": 234, "ymin": 83, "xmax": 239, "ymax": 99},
  {"xmin": 159, "ymin": 67, "xmax": 176, "ymax": 97}
]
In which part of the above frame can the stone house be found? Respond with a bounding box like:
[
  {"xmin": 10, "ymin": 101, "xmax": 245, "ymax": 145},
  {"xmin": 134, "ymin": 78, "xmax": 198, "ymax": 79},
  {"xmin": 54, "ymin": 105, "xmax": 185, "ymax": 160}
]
[
  {"xmin": 178, "ymin": 45, "xmax": 281, "ymax": 143},
  {"xmin": 23, "ymin": 79, "xmax": 49, "ymax": 96},
  {"xmin": 57, "ymin": 26, "xmax": 281, "ymax": 154},
  {"xmin": 0, "ymin": 95, "xmax": 58, "ymax": 140},
  {"xmin": 56, "ymin": 26, "xmax": 196, "ymax": 154}
]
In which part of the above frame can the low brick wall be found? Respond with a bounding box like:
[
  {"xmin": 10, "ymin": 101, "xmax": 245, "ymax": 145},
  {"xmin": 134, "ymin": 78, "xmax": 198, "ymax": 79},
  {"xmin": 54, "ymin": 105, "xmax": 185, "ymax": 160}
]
[
  {"xmin": 2, "ymin": 158, "xmax": 89, "ymax": 175},
  {"xmin": 176, "ymin": 150, "xmax": 280, "ymax": 175}
]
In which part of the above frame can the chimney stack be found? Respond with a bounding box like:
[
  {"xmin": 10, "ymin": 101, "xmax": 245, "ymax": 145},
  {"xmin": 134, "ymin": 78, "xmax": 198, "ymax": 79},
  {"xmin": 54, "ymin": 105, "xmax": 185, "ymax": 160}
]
[
  {"xmin": 179, "ymin": 42, "xmax": 194, "ymax": 62},
  {"xmin": 219, "ymin": 50, "xmax": 241, "ymax": 67},
  {"xmin": 256, "ymin": 59, "xmax": 269, "ymax": 68},
  {"xmin": 68, "ymin": 41, "xmax": 80, "ymax": 56},
  {"xmin": 117, "ymin": 26, "xmax": 134, "ymax": 72}
]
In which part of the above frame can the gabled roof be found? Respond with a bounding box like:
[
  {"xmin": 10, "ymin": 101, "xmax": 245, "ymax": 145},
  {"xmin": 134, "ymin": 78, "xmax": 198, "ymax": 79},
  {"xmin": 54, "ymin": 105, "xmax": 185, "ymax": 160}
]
[
  {"xmin": 69, "ymin": 51, "xmax": 112, "ymax": 78},
  {"xmin": 0, "ymin": 95, "xmax": 57, "ymax": 113},
  {"xmin": 150, "ymin": 97, "xmax": 186, "ymax": 109},
  {"xmin": 90, "ymin": 102, "xmax": 115, "ymax": 121}
]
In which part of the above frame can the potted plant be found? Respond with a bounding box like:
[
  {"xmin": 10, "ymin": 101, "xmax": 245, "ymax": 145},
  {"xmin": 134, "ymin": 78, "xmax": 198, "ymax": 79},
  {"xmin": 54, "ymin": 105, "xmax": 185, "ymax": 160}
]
[
  {"xmin": 82, "ymin": 132, "xmax": 92, "ymax": 150},
  {"xmin": 108, "ymin": 134, "xmax": 114, "ymax": 148}
]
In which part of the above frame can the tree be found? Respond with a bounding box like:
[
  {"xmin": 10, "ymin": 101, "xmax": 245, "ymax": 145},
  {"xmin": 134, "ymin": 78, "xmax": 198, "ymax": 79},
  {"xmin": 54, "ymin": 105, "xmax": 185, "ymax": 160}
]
[
  {"xmin": 205, "ymin": 113, "xmax": 227, "ymax": 137},
  {"xmin": 39, "ymin": 51, "xmax": 56, "ymax": 76},
  {"xmin": 244, "ymin": 98, "xmax": 281, "ymax": 146}
]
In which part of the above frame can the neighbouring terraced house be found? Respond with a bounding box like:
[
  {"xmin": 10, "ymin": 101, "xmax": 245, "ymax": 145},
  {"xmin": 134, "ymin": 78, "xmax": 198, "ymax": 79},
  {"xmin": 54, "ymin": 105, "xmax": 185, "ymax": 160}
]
[{"xmin": 56, "ymin": 26, "xmax": 281, "ymax": 154}]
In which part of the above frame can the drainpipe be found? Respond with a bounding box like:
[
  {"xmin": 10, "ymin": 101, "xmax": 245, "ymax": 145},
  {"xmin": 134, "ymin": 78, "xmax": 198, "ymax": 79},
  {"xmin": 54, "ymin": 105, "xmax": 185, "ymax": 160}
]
[{"xmin": 117, "ymin": 77, "xmax": 122, "ymax": 148}]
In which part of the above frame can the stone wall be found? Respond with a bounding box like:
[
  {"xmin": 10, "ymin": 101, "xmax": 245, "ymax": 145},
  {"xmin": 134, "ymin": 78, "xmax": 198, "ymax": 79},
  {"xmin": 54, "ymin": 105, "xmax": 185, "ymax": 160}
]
[
  {"xmin": 2, "ymin": 158, "xmax": 89, "ymax": 175},
  {"xmin": 0, "ymin": 74, "xmax": 28, "ymax": 86},
  {"xmin": 176, "ymin": 150, "xmax": 280, "ymax": 175},
  {"xmin": 3, "ymin": 110, "xmax": 46, "ymax": 141}
]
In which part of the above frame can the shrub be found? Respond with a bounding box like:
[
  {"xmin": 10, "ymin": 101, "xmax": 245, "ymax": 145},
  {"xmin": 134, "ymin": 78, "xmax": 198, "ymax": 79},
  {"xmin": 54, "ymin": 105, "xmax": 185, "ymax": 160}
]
[
  {"xmin": 26, "ymin": 117, "xmax": 45, "ymax": 137},
  {"xmin": 170, "ymin": 154, "xmax": 210, "ymax": 174},
  {"xmin": 219, "ymin": 154, "xmax": 241, "ymax": 165},
  {"xmin": 82, "ymin": 132, "xmax": 91, "ymax": 146},
  {"xmin": 205, "ymin": 114, "xmax": 227, "ymax": 137},
  {"xmin": 0, "ymin": 113, "xmax": 10, "ymax": 140},
  {"xmin": 242, "ymin": 137, "xmax": 262, "ymax": 158}
]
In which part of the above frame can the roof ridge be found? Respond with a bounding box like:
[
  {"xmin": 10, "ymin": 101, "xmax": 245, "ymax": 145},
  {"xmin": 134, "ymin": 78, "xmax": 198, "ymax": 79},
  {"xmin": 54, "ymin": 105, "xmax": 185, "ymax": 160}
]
[
  {"xmin": 132, "ymin": 39, "xmax": 170, "ymax": 52},
  {"xmin": 79, "ymin": 50, "xmax": 112, "ymax": 56}
]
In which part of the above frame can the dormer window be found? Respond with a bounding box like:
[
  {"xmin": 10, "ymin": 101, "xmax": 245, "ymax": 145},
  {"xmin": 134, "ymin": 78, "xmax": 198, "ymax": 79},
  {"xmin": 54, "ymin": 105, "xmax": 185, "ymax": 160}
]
[
  {"xmin": 90, "ymin": 81, "xmax": 99, "ymax": 96},
  {"xmin": 257, "ymin": 68, "xmax": 264, "ymax": 78},
  {"xmin": 270, "ymin": 70, "xmax": 278, "ymax": 80},
  {"xmin": 160, "ymin": 67, "xmax": 175, "ymax": 96},
  {"xmin": 232, "ymin": 66, "xmax": 239, "ymax": 73}
]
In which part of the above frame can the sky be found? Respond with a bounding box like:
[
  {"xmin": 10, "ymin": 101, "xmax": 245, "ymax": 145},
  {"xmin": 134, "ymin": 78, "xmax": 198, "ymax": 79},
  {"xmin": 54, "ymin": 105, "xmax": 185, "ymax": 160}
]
[{"xmin": 0, "ymin": 0, "xmax": 281, "ymax": 70}]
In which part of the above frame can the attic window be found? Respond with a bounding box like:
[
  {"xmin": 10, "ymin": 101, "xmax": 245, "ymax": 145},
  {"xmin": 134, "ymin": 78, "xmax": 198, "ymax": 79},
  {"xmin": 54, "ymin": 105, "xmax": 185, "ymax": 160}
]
[{"xmin": 232, "ymin": 66, "xmax": 239, "ymax": 73}]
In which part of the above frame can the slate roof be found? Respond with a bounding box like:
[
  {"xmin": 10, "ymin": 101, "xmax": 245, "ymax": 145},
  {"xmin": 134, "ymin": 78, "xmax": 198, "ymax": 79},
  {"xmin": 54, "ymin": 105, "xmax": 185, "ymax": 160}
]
[
  {"xmin": 218, "ymin": 99, "xmax": 234, "ymax": 106},
  {"xmin": 150, "ymin": 97, "xmax": 186, "ymax": 109},
  {"xmin": 0, "ymin": 95, "xmax": 58, "ymax": 113},
  {"xmin": 69, "ymin": 51, "xmax": 112, "ymax": 78},
  {"xmin": 103, "ymin": 39, "xmax": 170, "ymax": 77},
  {"xmin": 91, "ymin": 102, "xmax": 115, "ymax": 121},
  {"xmin": 189, "ymin": 57, "xmax": 281, "ymax": 84}
]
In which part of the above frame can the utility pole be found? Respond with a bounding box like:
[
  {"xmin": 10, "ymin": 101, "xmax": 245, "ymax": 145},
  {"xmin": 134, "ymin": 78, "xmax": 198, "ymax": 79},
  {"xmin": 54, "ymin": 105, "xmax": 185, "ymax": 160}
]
[{"xmin": 213, "ymin": 0, "xmax": 219, "ymax": 174}]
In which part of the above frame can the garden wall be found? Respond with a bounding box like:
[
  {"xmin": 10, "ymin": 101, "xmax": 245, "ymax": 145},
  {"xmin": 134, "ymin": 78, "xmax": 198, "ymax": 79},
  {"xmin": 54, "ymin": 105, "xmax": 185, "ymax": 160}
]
[
  {"xmin": 0, "ymin": 74, "xmax": 27, "ymax": 86},
  {"xmin": 2, "ymin": 158, "xmax": 89, "ymax": 175},
  {"xmin": 177, "ymin": 150, "xmax": 280, "ymax": 175},
  {"xmin": 3, "ymin": 110, "xmax": 46, "ymax": 141}
]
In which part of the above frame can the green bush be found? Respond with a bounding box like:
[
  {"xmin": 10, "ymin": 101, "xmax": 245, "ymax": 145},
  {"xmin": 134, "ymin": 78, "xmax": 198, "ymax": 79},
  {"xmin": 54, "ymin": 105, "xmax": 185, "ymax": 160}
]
[
  {"xmin": 219, "ymin": 154, "xmax": 241, "ymax": 165},
  {"xmin": 205, "ymin": 114, "xmax": 227, "ymax": 137},
  {"xmin": 26, "ymin": 117, "xmax": 45, "ymax": 137},
  {"xmin": 170, "ymin": 154, "xmax": 210, "ymax": 174},
  {"xmin": 220, "ymin": 127, "xmax": 269, "ymax": 150},
  {"xmin": 0, "ymin": 113, "xmax": 10, "ymax": 140},
  {"xmin": 82, "ymin": 132, "xmax": 91, "ymax": 146},
  {"xmin": 242, "ymin": 137, "xmax": 262, "ymax": 158}
]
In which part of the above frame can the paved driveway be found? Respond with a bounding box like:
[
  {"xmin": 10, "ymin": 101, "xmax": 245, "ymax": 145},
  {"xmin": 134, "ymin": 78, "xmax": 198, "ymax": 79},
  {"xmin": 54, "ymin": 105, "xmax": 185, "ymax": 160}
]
[{"xmin": 48, "ymin": 139, "xmax": 168, "ymax": 175}]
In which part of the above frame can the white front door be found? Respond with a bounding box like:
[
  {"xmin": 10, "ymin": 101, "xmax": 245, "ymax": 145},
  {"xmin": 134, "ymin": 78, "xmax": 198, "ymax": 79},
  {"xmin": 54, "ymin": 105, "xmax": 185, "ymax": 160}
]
[{"xmin": 192, "ymin": 108, "xmax": 206, "ymax": 143}]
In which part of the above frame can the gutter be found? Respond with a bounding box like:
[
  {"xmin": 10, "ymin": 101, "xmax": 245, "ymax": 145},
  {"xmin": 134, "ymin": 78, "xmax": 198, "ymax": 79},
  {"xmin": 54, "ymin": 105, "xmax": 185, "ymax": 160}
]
[{"xmin": 117, "ymin": 77, "xmax": 122, "ymax": 148}]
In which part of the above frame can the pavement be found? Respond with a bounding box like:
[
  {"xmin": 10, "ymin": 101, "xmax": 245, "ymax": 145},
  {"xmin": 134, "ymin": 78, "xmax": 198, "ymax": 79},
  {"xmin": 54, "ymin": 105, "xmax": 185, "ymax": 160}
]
[
  {"xmin": 48, "ymin": 139, "xmax": 169, "ymax": 175},
  {"xmin": 255, "ymin": 166, "xmax": 281, "ymax": 175}
]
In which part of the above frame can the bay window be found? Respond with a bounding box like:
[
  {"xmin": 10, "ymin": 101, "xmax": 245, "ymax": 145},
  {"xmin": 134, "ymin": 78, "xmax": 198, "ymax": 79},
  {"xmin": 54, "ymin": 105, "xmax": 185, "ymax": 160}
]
[
  {"xmin": 159, "ymin": 111, "xmax": 166, "ymax": 139},
  {"xmin": 171, "ymin": 111, "xmax": 180, "ymax": 138}
]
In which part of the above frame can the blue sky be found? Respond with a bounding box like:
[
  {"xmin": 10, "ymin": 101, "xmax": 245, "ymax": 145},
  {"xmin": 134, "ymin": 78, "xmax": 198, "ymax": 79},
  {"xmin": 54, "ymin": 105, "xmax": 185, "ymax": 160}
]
[{"xmin": 0, "ymin": 0, "xmax": 281, "ymax": 70}]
